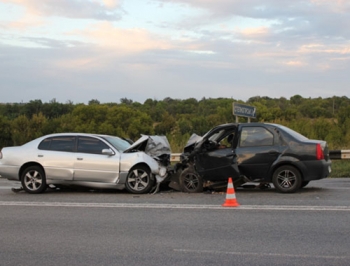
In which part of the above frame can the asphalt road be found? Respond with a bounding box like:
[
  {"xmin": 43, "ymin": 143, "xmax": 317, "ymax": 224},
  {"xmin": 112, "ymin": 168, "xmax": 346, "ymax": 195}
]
[{"xmin": 1, "ymin": 178, "xmax": 350, "ymax": 266}]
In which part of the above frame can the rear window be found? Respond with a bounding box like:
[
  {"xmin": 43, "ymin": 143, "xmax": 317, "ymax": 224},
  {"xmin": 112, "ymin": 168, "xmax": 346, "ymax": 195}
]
[
  {"xmin": 277, "ymin": 125, "xmax": 308, "ymax": 141},
  {"xmin": 38, "ymin": 136, "xmax": 76, "ymax": 152}
]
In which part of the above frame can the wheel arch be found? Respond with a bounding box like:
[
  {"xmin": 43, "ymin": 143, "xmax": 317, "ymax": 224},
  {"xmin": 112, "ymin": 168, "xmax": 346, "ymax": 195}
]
[
  {"xmin": 19, "ymin": 162, "xmax": 45, "ymax": 179},
  {"xmin": 129, "ymin": 162, "xmax": 152, "ymax": 174},
  {"xmin": 125, "ymin": 163, "xmax": 155, "ymax": 194},
  {"xmin": 268, "ymin": 161, "xmax": 305, "ymax": 182}
]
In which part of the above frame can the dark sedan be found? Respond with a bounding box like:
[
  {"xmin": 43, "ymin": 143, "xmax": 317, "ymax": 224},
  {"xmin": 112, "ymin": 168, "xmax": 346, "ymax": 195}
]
[{"xmin": 171, "ymin": 123, "xmax": 331, "ymax": 193}]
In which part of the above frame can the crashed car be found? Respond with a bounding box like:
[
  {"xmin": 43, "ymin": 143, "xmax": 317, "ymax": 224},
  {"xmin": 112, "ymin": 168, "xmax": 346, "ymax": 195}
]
[
  {"xmin": 171, "ymin": 123, "xmax": 331, "ymax": 193},
  {"xmin": 0, "ymin": 133, "xmax": 171, "ymax": 194}
]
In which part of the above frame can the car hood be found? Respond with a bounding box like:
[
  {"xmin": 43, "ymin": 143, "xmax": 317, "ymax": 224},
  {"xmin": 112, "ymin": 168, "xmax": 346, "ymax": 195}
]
[
  {"xmin": 124, "ymin": 135, "xmax": 171, "ymax": 157},
  {"xmin": 183, "ymin": 133, "xmax": 203, "ymax": 153}
]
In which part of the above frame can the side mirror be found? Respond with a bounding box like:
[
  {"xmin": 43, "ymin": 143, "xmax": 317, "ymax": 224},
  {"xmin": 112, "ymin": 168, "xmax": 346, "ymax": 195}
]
[{"xmin": 102, "ymin": 149, "xmax": 114, "ymax": 156}]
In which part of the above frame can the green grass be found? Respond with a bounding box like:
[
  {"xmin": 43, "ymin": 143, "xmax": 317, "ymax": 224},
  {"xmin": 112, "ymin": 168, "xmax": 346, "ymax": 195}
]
[{"xmin": 330, "ymin": 160, "xmax": 350, "ymax": 177}]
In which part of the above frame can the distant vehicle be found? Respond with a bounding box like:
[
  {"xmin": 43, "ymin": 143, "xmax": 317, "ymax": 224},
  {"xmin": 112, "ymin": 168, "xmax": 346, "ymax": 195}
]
[
  {"xmin": 0, "ymin": 133, "xmax": 171, "ymax": 194},
  {"xmin": 171, "ymin": 123, "xmax": 331, "ymax": 193}
]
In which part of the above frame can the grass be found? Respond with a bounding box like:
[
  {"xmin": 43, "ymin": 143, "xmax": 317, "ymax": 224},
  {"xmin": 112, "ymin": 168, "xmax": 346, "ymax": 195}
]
[{"xmin": 330, "ymin": 160, "xmax": 350, "ymax": 177}]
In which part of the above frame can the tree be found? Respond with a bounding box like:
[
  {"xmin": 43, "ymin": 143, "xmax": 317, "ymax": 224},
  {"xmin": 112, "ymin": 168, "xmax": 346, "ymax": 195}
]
[
  {"xmin": 120, "ymin": 98, "xmax": 133, "ymax": 105},
  {"xmin": 11, "ymin": 115, "xmax": 31, "ymax": 145},
  {"xmin": 0, "ymin": 115, "xmax": 12, "ymax": 148},
  {"xmin": 29, "ymin": 113, "xmax": 48, "ymax": 139},
  {"xmin": 290, "ymin": 95, "xmax": 304, "ymax": 106},
  {"xmin": 88, "ymin": 99, "xmax": 100, "ymax": 105},
  {"xmin": 154, "ymin": 112, "xmax": 176, "ymax": 135},
  {"xmin": 24, "ymin": 99, "xmax": 43, "ymax": 118}
]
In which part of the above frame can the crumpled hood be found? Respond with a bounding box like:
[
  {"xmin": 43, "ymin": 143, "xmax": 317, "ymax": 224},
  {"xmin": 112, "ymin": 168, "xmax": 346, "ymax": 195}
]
[
  {"xmin": 124, "ymin": 135, "xmax": 171, "ymax": 157},
  {"xmin": 183, "ymin": 133, "xmax": 202, "ymax": 153}
]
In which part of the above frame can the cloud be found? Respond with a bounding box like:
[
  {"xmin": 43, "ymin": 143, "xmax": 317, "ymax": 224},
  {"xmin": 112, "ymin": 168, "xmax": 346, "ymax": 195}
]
[
  {"xmin": 155, "ymin": 0, "xmax": 350, "ymax": 40},
  {"xmin": 284, "ymin": 60, "xmax": 306, "ymax": 67},
  {"xmin": 1, "ymin": 0, "xmax": 350, "ymax": 104},
  {"xmin": 2, "ymin": 0, "xmax": 122, "ymax": 20},
  {"xmin": 71, "ymin": 21, "xmax": 175, "ymax": 53},
  {"xmin": 235, "ymin": 26, "xmax": 271, "ymax": 42},
  {"xmin": 1, "ymin": 39, "xmax": 349, "ymax": 105},
  {"xmin": 101, "ymin": 0, "xmax": 120, "ymax": 9}
]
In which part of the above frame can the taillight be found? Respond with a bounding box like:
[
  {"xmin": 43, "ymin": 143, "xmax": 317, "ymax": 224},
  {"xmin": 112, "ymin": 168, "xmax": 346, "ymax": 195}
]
[{"xmin": 316, "ymin": 143, "xmax": 324, "ymax": 160}]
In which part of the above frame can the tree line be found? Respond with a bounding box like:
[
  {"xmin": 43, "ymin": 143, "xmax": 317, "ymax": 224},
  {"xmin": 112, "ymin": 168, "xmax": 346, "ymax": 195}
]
[{"xmin": 1, "ymin": 95, "xmax": 350, "ymax": 152}]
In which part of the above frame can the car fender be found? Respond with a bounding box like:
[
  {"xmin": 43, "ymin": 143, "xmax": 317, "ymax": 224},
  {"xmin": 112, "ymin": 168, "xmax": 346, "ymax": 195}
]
[
  {"xmin": 268, "ymin": 155, "xmax": 305, "ymax": 181},
  {"xmin": 120, "ymin": 152, "xmax": 160, "ymax": 174}
]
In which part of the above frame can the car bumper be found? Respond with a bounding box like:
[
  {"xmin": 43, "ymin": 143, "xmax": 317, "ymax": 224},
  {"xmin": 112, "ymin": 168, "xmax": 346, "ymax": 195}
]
[
  {"xmin": 0, "ymin": 165, "xmax": 20, "ymax": 181},
  {"xmin": 297, "ymin": 160, "xmax": 331, "ymax": 181}
]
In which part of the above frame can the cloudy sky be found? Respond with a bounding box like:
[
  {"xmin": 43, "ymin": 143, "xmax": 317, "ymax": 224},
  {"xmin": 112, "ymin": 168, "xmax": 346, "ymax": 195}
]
[{"xmin": 0, "ymin": 0, "xmax": 349, "ymax": 104}]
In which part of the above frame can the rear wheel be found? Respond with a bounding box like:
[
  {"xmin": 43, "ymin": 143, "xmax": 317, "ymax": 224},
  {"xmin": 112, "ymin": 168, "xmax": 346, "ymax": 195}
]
[
  {"xmin": 125, "ymin": 165, "xmax": 154, "ymax": 194},
  {"xmin": 272, "ymin": 165, "xmax": 302, "ymax": 193},
  {"xmin": 180, "ymin": 168, "xmax": 203, "ymax": 193},
  {"xmin": 21, "ymin": 166, "xmax": 47, "ymax": 194}
]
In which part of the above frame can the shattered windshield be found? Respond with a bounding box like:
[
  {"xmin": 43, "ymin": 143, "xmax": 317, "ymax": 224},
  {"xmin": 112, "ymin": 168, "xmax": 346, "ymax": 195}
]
[{"xmin": 208, "ymin": 129, "xmax": 227, "ymax": 142}]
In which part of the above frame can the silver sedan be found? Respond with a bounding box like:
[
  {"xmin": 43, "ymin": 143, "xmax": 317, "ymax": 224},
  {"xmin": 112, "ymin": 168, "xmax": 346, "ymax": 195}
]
[{"xmin": 0, "ymin": 133, "xmax": 171, "ymax": 194}]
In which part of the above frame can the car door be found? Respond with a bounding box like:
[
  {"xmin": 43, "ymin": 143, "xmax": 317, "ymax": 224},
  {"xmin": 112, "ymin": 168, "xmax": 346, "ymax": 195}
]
[
  {"xmin": 234, "ymin": 125, "xmax": 281, "ymax": 180},
  {"xmin": 37, "ymin": 136, "xmax": 76, "ymax": 180},
  {"xmin": 195, "ymin": 127, "xmax": 240, "ymax": 181},
  {"xmin": 73, "ymin": 136, "xmax": 120, "ymax": 183}
]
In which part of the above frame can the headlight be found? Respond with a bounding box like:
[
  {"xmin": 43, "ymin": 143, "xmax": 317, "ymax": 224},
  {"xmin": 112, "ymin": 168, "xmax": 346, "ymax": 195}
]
[{"xmin": 159, "ymin": 166, "xmax": 167, "ymax": 177}]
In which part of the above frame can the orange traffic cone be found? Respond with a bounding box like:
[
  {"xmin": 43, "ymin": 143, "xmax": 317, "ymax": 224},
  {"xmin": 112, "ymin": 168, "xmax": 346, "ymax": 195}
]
[{"xmin": 222, "ymin": 177, "xmax": 240, "ymax": 207}]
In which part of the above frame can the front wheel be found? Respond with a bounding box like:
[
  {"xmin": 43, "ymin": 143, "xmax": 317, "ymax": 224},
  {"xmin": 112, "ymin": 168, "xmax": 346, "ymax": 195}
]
[
  {"xmin": 21, "ymin": 166, "xmax": 47, "ymax": 194},
  {"xmin": 125, "ymin": 165, "xmax": 154, "ymax": 194},
  {"xmin": 179, "ymin": 168, "xmax": 203, "ymax": 193},
  {"xmin": 272, "ymin": 165, "xmax": 302, "ymax": 193}
]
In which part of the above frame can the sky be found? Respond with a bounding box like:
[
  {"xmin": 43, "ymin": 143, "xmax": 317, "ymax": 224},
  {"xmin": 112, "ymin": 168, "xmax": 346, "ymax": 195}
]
[{"xmin": 0, "ymin": 0, "xmax": 349, "ymax": 104}]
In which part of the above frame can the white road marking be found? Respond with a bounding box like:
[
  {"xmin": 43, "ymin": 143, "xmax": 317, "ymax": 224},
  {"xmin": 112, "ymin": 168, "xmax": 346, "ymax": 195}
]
[
  {"xmin": 0, "ymin": 201, "xmax": 350, "ymax": 211},
  {"xmin": 174, "ymin": 249, "xmax": 349, "ymax": 260}
]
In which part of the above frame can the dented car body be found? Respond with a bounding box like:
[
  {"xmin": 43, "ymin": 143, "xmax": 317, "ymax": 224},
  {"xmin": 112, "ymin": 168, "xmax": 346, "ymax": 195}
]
[
  {"xmin": 0, "ymin": 133, "xmax": 171, "ymax": 194},
  {"xmin": 172, "ymin": 123, "xmax": 331, "ymax": 193}
]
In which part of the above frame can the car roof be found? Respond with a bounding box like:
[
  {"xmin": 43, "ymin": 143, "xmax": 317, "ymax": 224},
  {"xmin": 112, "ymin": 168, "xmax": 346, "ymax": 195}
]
[
  {"xmin": 39, "ymin": 132, "xmax": 111, "ymax": 138},
  {"xmin": 22, "ymin": 132, "xmax": 117, "ymax": 146},
  {"xmin": 212, "ymin": 122, "xmax": 276, "ymax": 129}
]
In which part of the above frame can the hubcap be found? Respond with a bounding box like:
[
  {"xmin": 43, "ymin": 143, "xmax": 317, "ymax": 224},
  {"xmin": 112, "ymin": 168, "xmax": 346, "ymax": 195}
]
[
  {"xmin": 24, "ymin": 170, "xmax": 42, "ymax": 191},
  {"xmin": 277, "ymin": 170, "xmax": 296, "ymax": 188},
  {"xmin": 184, "ymin": 174, "xmax": 199, "ymax": 190},
  {"xmin": 128, "ymin": 169, "xmax": 149, "ymax": 191}
]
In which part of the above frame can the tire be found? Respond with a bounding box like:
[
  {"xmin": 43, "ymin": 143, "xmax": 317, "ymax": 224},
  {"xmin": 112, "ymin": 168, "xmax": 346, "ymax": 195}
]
[
  {"xmin": 125, "ymin": 165, "xmax": 154, "ymax": 194},
  {"xmin": 21, "ymin": 166, "xmax": 47, "ymax": 194},
  {"xmin": 272, "ymin": 165, "xmax": 302, "ymax": 193},
  {"xmin": 300, "ymin": 181, "xmax": 310, "ymax": 188},
  {"xmin": 179, "ymin": 168, "xmax": 203, "ymax": 193}
]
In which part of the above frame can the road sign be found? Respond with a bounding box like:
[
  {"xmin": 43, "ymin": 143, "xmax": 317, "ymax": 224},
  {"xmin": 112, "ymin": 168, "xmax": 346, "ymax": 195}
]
[{"xmin": 232, "ymin": 103, "xmax": 256, "ymax": 118}]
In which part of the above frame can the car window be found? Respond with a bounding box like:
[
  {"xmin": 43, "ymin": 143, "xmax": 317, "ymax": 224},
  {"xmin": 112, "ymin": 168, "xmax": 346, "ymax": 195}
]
[
  {"xmin": 240, "ymin": 127, "xmax": 273, "ymax": 147},
  {"xmin": 77, "ymin": 137, "xmax": 110, "ymax": 154},
  {"xmin": 101, "ymin": 135, "xmax": 131, "ymax": 152},
  {"xmin": 38, "ymin": 136, "xmax": 76, "ymax": 152},
  {"xmin": 208, "ymin": 129, "xmax": 226, "ymax": 142},
  {"xmin": 277, "ymin": 124, "xmax": 309, "ymax": 141}
]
